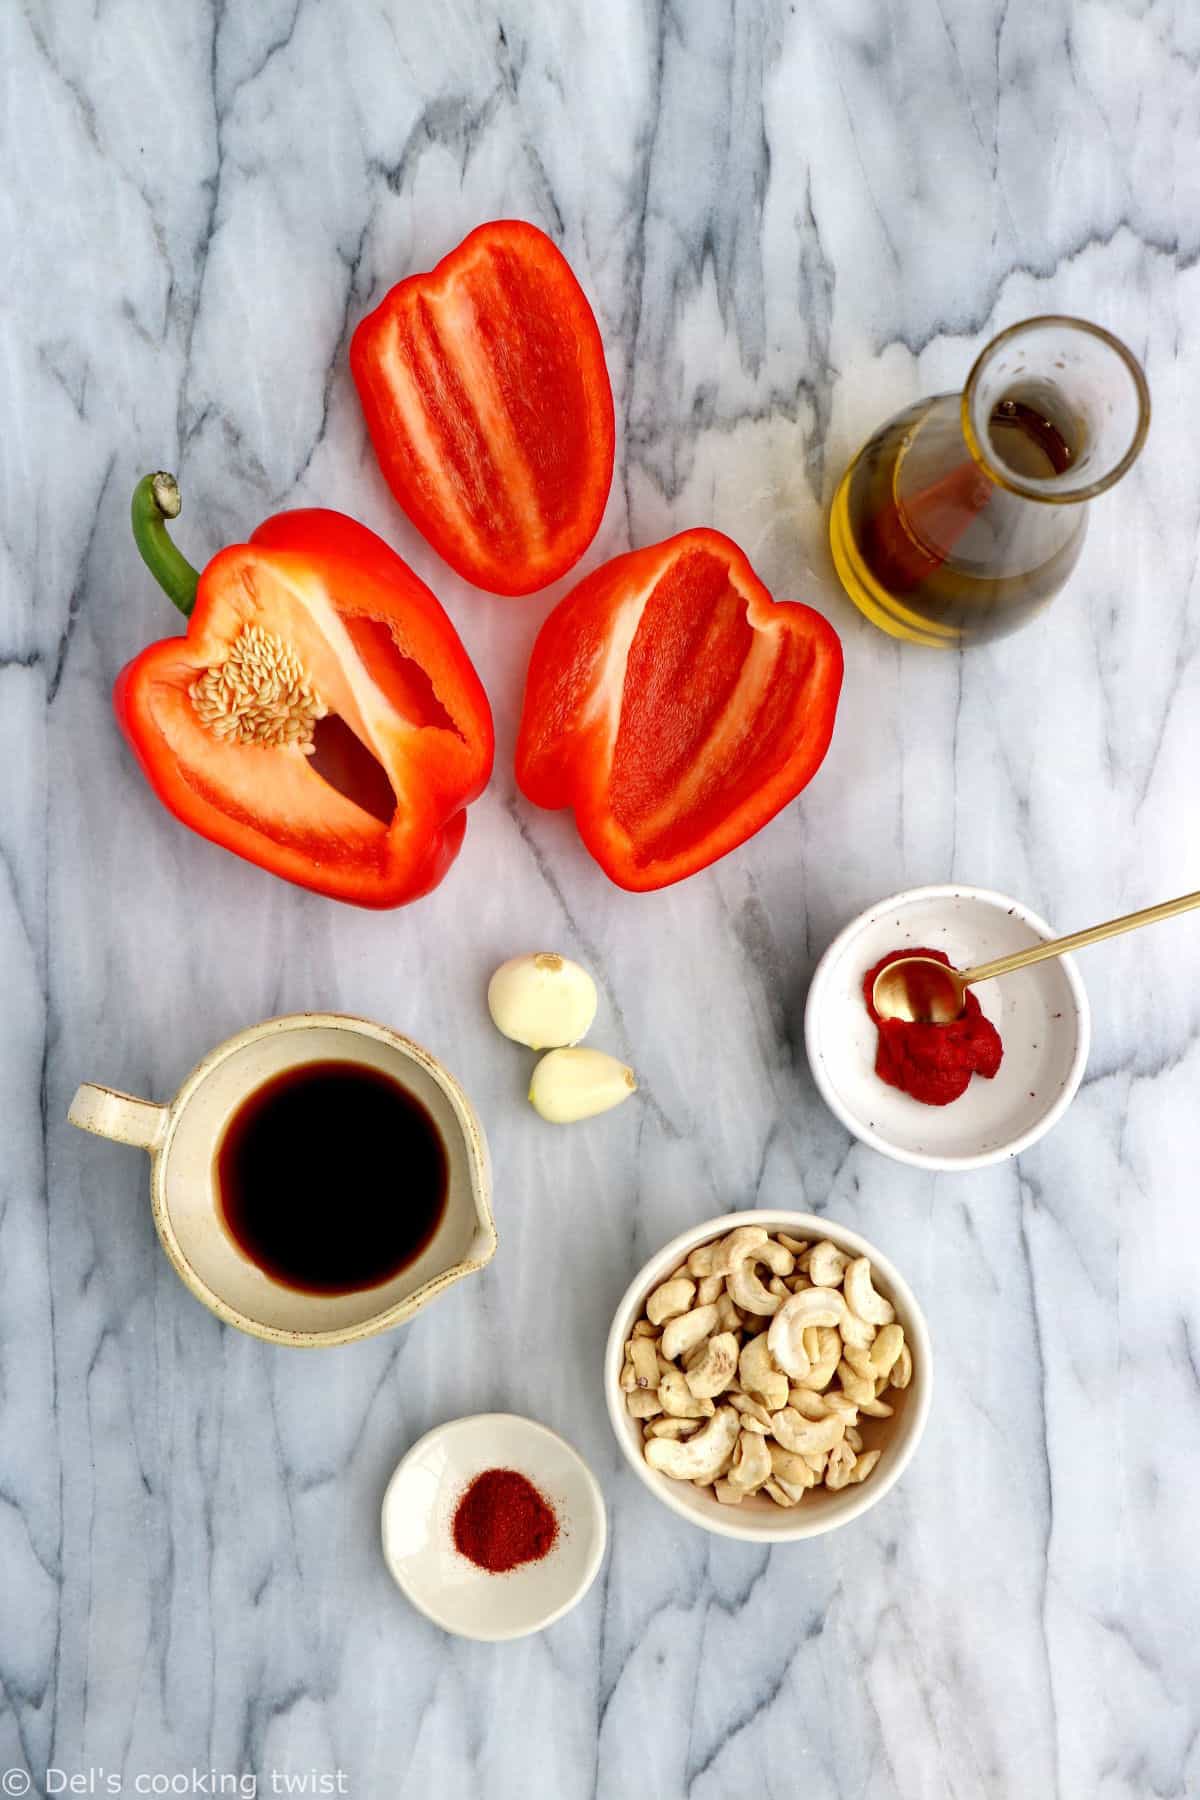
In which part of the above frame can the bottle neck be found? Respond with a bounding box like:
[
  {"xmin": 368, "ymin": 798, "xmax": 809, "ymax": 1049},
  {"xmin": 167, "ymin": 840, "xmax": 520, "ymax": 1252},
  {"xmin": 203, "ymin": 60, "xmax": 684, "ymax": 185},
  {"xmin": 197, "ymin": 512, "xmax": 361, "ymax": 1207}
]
[
  {"xmin": 896, "ymin": 394, "xmax": 1086, "ymax": 576},
  {"xmin": 962, "ymin": 315, "xmax": 1149, "ymax": 504}
]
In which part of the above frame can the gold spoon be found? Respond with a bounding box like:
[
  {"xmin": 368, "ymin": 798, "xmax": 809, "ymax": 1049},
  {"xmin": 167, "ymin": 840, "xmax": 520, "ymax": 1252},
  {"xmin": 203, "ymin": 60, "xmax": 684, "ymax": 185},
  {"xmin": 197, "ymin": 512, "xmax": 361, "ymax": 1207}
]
[{"xmin": 872, "ymin": 888, "xmax": 1200, "ymax": 1024}]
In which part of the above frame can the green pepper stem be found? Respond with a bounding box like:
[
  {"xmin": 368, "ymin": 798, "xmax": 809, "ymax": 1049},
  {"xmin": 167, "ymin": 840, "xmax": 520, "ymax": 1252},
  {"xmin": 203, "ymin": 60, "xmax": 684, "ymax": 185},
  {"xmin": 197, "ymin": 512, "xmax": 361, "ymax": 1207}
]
[{"xmin": 131, "ymin": 472, "xmax": 200, "ymax": 618}]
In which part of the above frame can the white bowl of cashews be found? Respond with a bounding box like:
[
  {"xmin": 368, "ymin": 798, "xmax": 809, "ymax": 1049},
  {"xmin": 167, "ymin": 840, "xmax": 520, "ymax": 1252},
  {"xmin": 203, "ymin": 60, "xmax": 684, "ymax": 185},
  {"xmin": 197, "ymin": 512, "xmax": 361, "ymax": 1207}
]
[{"xmin": 605, "ymin": 1211, "xmax": 932, "ymax": 1542}]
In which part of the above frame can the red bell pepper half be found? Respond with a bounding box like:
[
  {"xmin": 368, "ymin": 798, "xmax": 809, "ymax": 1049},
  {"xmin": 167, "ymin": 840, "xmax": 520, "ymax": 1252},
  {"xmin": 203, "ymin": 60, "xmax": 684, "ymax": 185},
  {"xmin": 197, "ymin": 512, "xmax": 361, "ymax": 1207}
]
[
  {"xmin": 515, "ymin": 529, "xmax": 843, "ymax": 891},
  {"xmin": 351, "ymin": 220, "xmax": 615, "ymax": 597},
  {"xmin": 116, "ymin": 474, "xmax": 494, "ymax": 908}
]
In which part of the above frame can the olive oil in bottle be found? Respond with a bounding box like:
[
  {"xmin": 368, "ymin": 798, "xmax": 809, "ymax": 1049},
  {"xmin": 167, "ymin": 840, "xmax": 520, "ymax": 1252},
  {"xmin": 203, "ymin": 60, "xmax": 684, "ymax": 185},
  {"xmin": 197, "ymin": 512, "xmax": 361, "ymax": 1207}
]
[
  {"xmin": 830, "ymin": 394, "xmax": 1083, "ymax": 647},
  {"xmin": 828, "ymin": 317, "xmax": 1150, "ymax": 648}
]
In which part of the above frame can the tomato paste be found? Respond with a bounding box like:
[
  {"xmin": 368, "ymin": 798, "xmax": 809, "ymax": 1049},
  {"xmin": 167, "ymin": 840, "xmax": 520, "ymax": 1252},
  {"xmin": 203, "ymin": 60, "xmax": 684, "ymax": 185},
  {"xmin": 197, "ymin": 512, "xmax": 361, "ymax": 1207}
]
[{"xmin": 863, "ymin": 948, "xmax": 1003, "ymax": 1106}]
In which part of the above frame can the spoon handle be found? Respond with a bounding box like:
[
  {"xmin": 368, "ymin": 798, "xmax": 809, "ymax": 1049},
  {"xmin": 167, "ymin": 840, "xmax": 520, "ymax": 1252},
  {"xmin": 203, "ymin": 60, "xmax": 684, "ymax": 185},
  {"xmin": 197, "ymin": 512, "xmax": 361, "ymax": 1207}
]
[{"xmin": 963, "ymin": 888, "xmax": 1200, "ymax": 986}]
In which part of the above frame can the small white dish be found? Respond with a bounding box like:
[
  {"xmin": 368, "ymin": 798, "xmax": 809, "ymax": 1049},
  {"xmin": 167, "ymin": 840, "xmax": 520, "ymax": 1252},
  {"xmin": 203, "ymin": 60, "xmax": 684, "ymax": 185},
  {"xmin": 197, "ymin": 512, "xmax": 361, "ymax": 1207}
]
[
  {"xmin": 381, "ymin": 1413, "xmax": 607, "ymax": 1640},
  {"xmin": 805, "ymin": 884, "xmax": 1090, "ymax": 1171},
  {"xmin": 605, "ymin": 1211, "xmax": 932, "ymax": 1542}
]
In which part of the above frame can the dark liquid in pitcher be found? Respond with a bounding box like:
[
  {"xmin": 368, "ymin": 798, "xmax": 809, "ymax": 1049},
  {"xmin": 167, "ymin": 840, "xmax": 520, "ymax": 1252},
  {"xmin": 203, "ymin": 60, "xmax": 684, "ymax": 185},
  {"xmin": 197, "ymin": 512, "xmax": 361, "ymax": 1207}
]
[
  {"xmin": 216, "ymin": 1061, "xmax": 447, "ymax": 1294},
  {"xmin": 830, "ymin": 393, "xmax": 1083, "ymax": 645}
]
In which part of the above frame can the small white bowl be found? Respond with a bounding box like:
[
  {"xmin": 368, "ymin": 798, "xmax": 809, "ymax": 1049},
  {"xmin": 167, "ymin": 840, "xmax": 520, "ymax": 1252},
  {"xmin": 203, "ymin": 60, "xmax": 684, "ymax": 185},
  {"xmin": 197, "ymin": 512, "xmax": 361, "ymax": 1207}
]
[
  {"xmin": 605, "ymin": 1211, "xmax": 932, "ymax": 1542},
  {"xmin": 805, "ymin": 884, "xmax": 1090, "ymax": 1172},
  {"xmin": 381, "ymin": 1413, "xmax": 607, "ymax": 1640}
]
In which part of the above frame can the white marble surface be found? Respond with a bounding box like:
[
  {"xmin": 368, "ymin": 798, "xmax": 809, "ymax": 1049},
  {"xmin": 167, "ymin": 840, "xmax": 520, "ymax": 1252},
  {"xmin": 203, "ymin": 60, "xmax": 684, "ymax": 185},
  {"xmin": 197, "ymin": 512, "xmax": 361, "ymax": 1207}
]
[{"xmin": 3, "ymin": 2, "xmax": 1200, "ymax": 1795}]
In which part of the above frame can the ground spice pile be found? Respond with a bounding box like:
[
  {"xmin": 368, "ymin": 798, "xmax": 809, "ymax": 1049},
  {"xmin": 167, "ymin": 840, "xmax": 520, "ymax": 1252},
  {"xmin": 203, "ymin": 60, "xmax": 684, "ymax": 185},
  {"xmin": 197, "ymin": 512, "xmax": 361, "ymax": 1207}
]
[{"xmin": 452, "ymin": 1467, "xmax": 558, "ymax": 1573}]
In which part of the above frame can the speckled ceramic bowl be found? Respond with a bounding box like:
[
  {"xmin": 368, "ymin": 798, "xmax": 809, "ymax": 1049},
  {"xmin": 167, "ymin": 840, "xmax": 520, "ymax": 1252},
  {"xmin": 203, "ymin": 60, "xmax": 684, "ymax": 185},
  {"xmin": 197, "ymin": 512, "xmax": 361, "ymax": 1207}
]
[
  {"xmin": 605, "ymin": 1211, "xmax": 932, "ymax": 1542},
  {"xmin": 805, "ymin": 884, "xmax": 1090, "ymax": 1171}
]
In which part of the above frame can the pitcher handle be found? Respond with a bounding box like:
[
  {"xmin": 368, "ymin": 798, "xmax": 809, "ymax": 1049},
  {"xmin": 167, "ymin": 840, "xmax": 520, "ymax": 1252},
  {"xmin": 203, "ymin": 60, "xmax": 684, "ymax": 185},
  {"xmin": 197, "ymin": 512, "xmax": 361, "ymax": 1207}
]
[{"xmin": 69, "ymin": 1083, "xmax": 168, "ymax": 1152}]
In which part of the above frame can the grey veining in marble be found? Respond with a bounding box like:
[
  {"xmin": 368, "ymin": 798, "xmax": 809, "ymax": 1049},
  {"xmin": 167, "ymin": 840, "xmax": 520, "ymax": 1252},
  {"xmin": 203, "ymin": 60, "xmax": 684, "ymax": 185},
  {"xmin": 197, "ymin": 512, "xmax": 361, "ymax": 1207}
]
[{"xmin": 3, "ymin": 2, "xmax": 1200, "ymax": 1796}]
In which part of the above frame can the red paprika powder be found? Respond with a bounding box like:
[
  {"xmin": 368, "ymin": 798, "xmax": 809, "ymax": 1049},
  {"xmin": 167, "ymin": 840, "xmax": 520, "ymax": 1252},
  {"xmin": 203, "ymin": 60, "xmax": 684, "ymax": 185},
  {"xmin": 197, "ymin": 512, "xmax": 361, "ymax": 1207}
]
[
  {"xmin": 863, "ymin": 947, "xmax": 1003, "ymax": 1107},
  {"xmin": 452, "ymin": 1468, "xmax": 559, "ymax": 1573}
]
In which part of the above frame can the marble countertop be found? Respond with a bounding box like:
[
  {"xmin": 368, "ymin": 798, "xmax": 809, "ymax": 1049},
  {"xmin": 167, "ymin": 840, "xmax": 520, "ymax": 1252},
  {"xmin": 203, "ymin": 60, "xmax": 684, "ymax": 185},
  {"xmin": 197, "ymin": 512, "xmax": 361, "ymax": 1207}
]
[{"xmin": 4, "ymin": 3, "xmax": 1199, "ymax": 1796}]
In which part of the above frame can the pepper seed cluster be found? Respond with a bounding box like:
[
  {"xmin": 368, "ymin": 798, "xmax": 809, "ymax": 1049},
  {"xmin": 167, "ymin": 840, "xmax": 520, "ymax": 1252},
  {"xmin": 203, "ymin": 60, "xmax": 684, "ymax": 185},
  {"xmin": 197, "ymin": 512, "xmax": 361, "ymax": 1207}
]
[
  {"xmin": 621, "ymin": 1226, "xmax": 912, "ymax": 1508},
  {"xmin": 190, "ymin": 623, "xmax": 327, "ymax": 753}
]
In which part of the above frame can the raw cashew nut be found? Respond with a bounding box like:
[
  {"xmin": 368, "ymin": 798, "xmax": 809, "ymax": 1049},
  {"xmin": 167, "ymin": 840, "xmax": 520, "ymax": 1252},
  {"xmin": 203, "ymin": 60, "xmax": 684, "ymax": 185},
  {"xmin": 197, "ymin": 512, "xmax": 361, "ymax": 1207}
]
[
  {"xmin": 837, "ymin": 1360, "xmax": 877, "ymax": 1407},
  {"xmin": 487, "ymin": 952, "xmax": 598, "ymax": 1049},
  {"xmin": 728, "ymin": 1429, "xmax": 772, "ymax": 1494},
  {"xmin": 776, "ymin": 1233, "xmax": 808, "ymax": 1255},
  {"xmin": 768, "ymin": 1442, "xmax": 818, "ymax": 1488},
  {"xmin": 738, "ymin": 1332, "xmax": 789, "ymax": 1413},
  {"xmin": 867, "ymin": 1322, "xmax": 905, "ymax": 1378},
  {"xmin": 851, "ymin": 1450, "xmax": 882, "ymax": 1483},
  {"xmin": 709, "ymin": 1226, "xmax": 768, "ymax": 1275},
  {"xmin": 763, "ymin": 1478, "xmax": 800, "ymax": 1507},
  {"xmin": 721, "ymin": 1230, "xmax": 784, "ymax": 1317},
  {"xmin": 661, "ymin": 1303, "xmax": 720, "ymax": 1363},
  {"xmin": 697, "ymin": 1274, "xmax": 724, "ymax": 1306},
  {"xmin": 821, "ymin": 1391, "xmax": 859, "ymax": 1423},
  {"xmin": 629, "ymin": 1338, "xmax": 660, "ymax": 1390},
  {"xmin": 775, "ymin": 1476, "xmax": 810, "ymax": 1503},
  {"xmin": 841, "ymin": 1344, "xmax": 877, "ymax": 1384},
  {"xmin": 646, "ymin": 1277, "xmax": 696, "ymax": 1326},
  {"xmin": 644, "ymin": 1406, "xmax": 740, "ymax": 1482},
  {"xmin": 770, "ymin": 1408, "xmax": 846, "ymax": 1456},
  {"xmin": 767, "ymin": 1288, "xmax": 847, "ymax": 1378},
  {"xmin": 795, "ymin": 1326, "xmax": 842, "ymax": 1392},
  {"xmin": 788, "ymin": 1389, "xmax": 831, "ymax": 1423},
  {"xmin": 824, "ymin": 1439, "xmax": 857, "ymax": 1490},
  {"xmin": 838, "ymin": 1308, "xmax": 877, "ymax": 1351},
  {"xmin": 646, "ymin": 1416, "xmax": 701, "ymax": 1440},
  {"xmin": 858, "ymin": 1395, "xmax": 895, "ymax": 1418},
  {"xmin": 715, "ymin": 1292, "xmax": 741, "ymax": 1335},
  {"xmin": 713, "ymin": 1479, "xmax": 745, "ymax": 1507},
  {"xmin": 730, "ymin": 1393, "xmax": 774, "ymax": 1430},
  {"xmin": 685, "ymin": 1332, "xmax": 739, "ymax": 1399},
  {"xmin": 890, "ymin": 1343, "xmax": 913, "ymax": 1389},
  {"xmin": 843, "ymin": 1256, "xmax": 895, "ymax": 1327},
  {"xmin": 758, "ymin": 1240, "xmax": 796, "ymax": 1277},
  {"xmin": 625, "ymin": 1389, "xmax": 663, "ymax": 1419},
  {"xmin": 659, "ymin": 1369, "xmax": 716, "ymax": 1419},
  {"xmin": 687, "ymin": 1242, "xmax": 721, "ymax": 1278},
  {"xmin": 710, "ymin": 1438, "xmax": 737, "ymax": 1483},
  {"xmin": 806, "ymin": 1240, "xmax": 851, "ymax": 1288}
]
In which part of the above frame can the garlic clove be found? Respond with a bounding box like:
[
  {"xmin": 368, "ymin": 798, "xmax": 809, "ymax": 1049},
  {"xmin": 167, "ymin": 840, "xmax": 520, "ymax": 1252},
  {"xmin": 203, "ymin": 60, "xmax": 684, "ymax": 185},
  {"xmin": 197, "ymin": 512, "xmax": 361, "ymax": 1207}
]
[
  {"xmin": 487, "ymin": 951, "xmax": 598, "ymax": 1049},
  {"xmin": 528, "ymin": 1047, "xmax": 636, "ymax": 1123}
]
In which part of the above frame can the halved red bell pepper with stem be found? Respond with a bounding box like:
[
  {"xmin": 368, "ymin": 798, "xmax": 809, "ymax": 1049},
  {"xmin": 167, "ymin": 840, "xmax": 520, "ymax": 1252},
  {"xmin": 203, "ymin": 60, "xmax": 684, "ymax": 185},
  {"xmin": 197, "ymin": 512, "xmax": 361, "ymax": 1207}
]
[
  {"xmin": 515, "ymin": 529, "xmax": 843, "ymax": 891},
  {"xmin": 351, "ymin": 219, "xmax": 615, "ymax": 596},
  {"xmin": 116, "ymin": 473, "xmax": 494, "ymax": 908}
]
